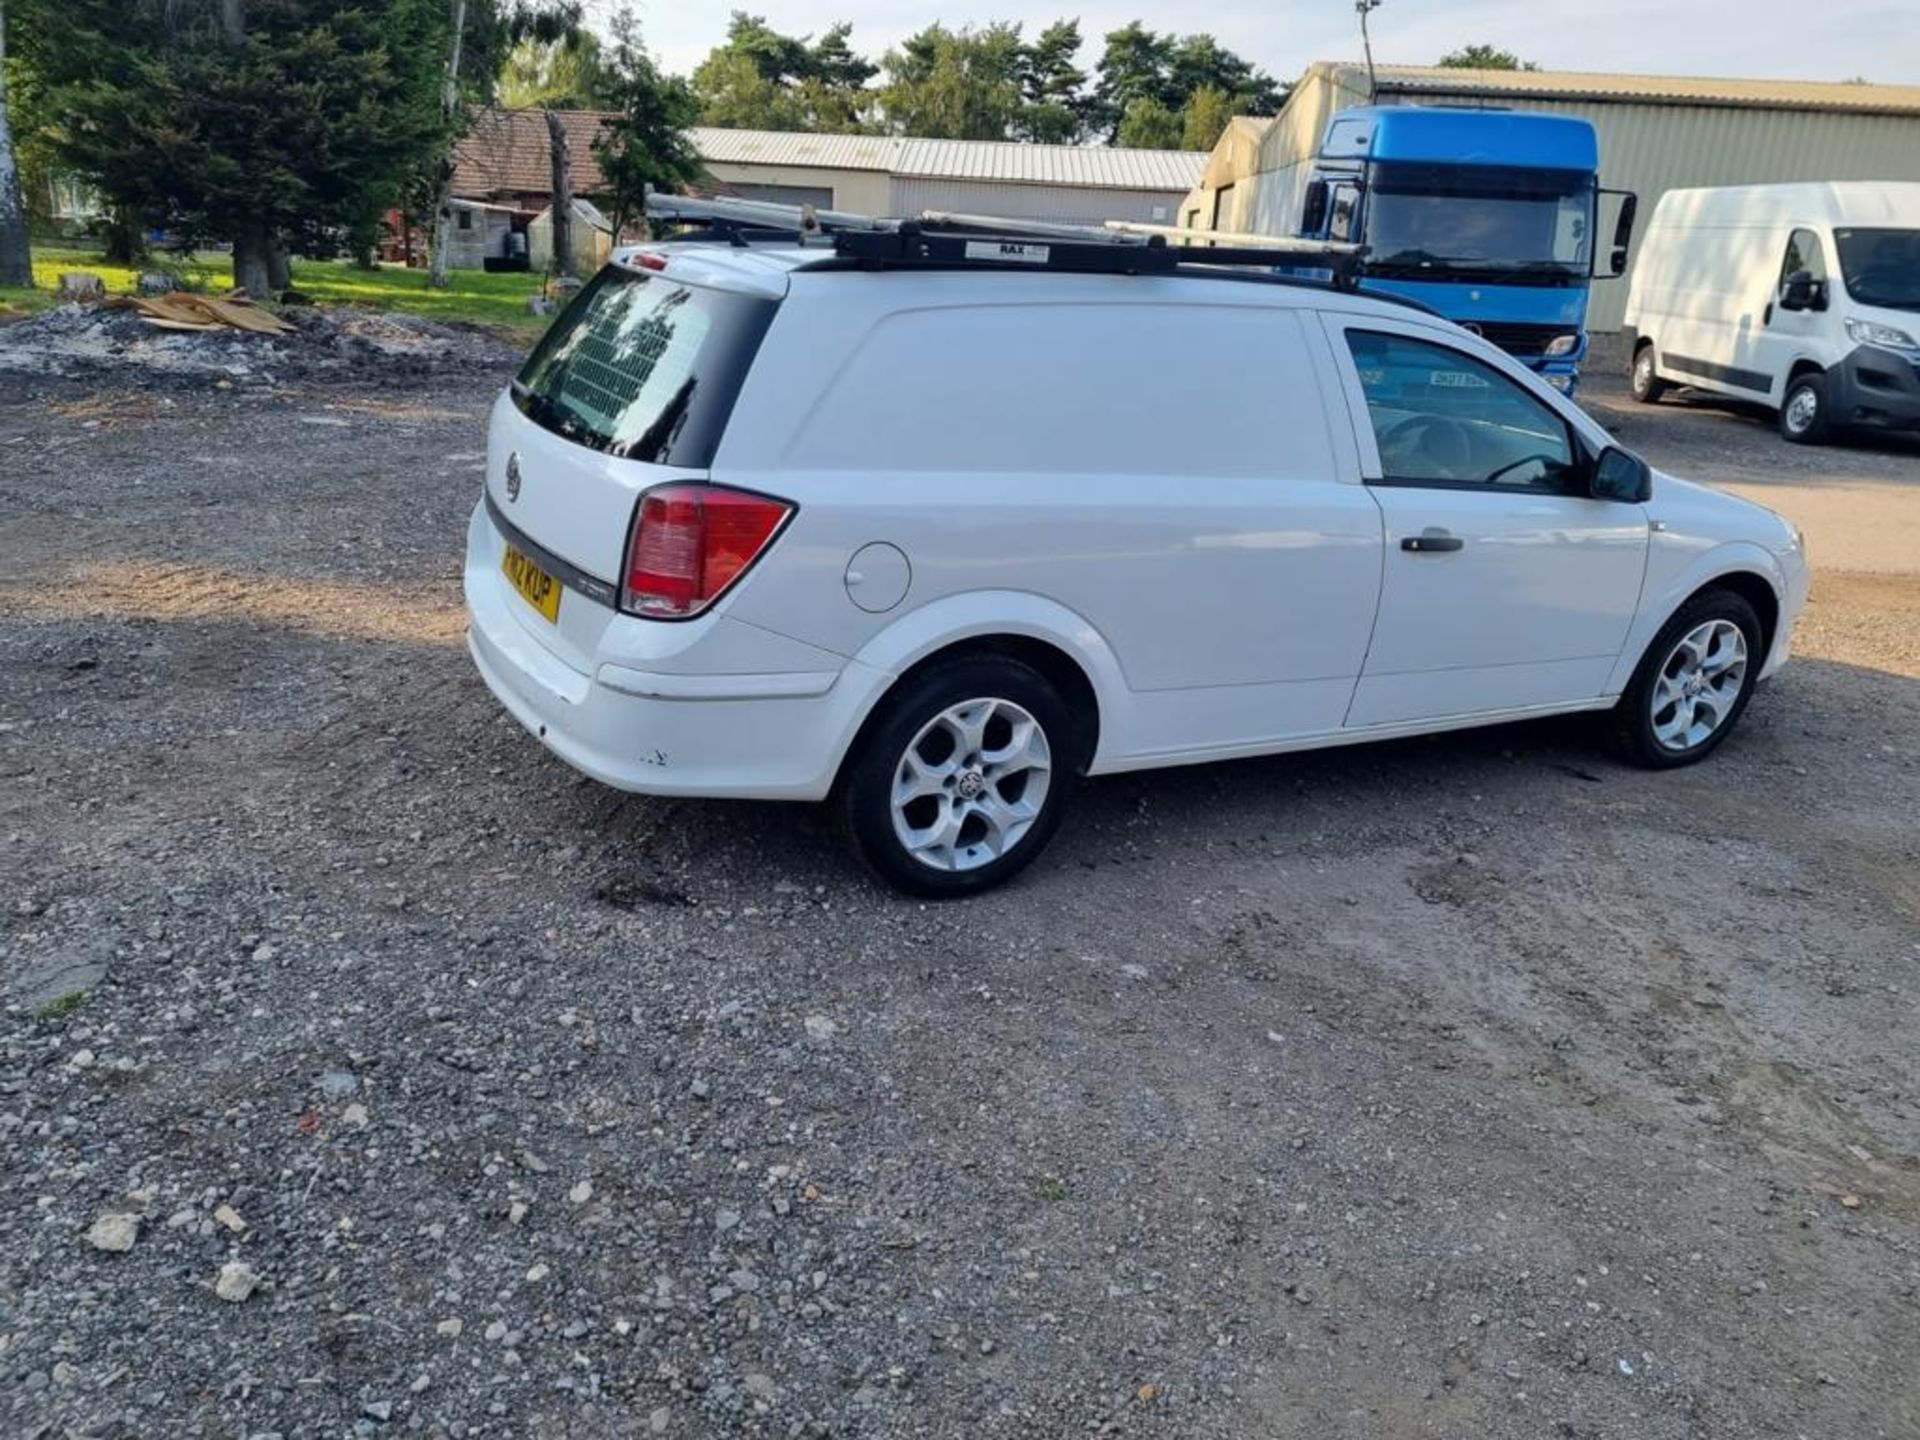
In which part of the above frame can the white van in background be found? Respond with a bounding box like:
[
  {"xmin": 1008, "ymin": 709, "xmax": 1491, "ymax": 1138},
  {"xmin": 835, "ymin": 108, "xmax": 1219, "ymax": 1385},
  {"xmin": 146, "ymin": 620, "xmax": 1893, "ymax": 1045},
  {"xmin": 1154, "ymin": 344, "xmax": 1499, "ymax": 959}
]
[{"xmin": 1622, "ymin": 182, "xmax": 1920, "ymax": 443}]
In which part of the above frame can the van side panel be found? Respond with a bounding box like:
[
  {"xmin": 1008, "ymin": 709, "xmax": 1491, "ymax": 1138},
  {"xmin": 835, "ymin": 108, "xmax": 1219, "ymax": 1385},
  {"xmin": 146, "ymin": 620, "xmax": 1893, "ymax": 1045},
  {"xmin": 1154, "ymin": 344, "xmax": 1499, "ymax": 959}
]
[
  {"xmin": 1629, "ymin": 214, "xmax": 1788, "ymax": 401},
  {"xmin": 715, "ymin": 274, "xmax": 1387, "ymax": 756}
]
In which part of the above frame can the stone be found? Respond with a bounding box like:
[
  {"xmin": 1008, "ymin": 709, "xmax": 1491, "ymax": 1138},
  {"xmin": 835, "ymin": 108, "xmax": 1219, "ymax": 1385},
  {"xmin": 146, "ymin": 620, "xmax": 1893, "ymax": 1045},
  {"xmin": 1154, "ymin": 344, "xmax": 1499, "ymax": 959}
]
[
  {"xmin": 743, "ymin": 1372, "xmax": 778, "ymax": 1400},
  {"xmin": 649, "ymin": 1406, "xmax": 671, "ymax": 1433},
  {"xmin": 342, "ymin": 1102, "xmax": 370, "ymax": 1129},
  {"xmin": 12, "ymin": 949, "xmax": 108, "ymax": 1013},
  {"xmin": 87, "ymin": 1212, "xmax": 139, "ymax": 1253},
  {"xmin": 319, "ymin": 1070, "xmax": 359, "ymax": 1100},
  {"xmin": 57, "ymin": 273, "xmax": 107, "ymax": 301},
  {"xmin": 804, "ymin": 1015, "xmax": 838, "ymax": 1041},
  {"xmin": 216, "ymin": 1261, "xmax": 260, "ymax": 1303},
  {"xmin": 436, "ymin": 1318, "xmax": 463, "ymax": 1338},
  {"xmin": 363, "ymin": 1399, "xmax": 393, "ymax": 1421},
  {"xmin": 714, "ymin": 1208, "xmax": 741, "ymax": 1233},
  {"xmin": 214, "ymin": 1204, "xmax": 247, "ymax": 1233},
  {"xmin": 568, "ymin": 1180, "xmax": 594, "ymax": 1205},
  {"xmin": 526, "ymin": 1262, "xmax": 551, "ymax": 1283}
]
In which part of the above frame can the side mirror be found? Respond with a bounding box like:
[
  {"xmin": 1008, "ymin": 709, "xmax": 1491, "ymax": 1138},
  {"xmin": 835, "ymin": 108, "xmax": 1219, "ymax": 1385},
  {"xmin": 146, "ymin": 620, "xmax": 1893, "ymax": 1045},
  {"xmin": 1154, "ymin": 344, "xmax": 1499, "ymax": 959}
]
[
  {"xmin": 1328, "ymin": 184, "xmax": 1361, "ymax": 243},
  {"xmin": 1590, "ymin": 445, "xmax": 1652, "ymax": 504},
  {"xmin": 1607, "ymin": 192, "xmax": 1636, "ymax": 277},
  {"xmin": 1301, "ymin": 180, "xmax": 1329, "ymax": 237}
]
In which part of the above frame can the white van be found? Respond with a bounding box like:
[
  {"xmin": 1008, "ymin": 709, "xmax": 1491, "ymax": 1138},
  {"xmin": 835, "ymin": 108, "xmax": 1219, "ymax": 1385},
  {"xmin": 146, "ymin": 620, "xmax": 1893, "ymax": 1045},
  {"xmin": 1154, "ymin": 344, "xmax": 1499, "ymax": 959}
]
[
  {"xmin": 1622, "ymin": 182, "xmax": 1920, "ymax": 443},
  {"xmin": 467, "ymin": 203, "xmax": 1807, "ymax": 895}
]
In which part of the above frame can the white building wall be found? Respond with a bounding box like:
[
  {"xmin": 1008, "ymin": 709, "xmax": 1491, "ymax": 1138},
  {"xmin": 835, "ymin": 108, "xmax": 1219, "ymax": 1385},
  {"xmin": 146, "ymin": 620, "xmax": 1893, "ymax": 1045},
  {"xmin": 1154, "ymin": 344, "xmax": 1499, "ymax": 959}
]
[{"xmin": 890, "ymin": 178, "xmax": 1185, "ymax": 227}]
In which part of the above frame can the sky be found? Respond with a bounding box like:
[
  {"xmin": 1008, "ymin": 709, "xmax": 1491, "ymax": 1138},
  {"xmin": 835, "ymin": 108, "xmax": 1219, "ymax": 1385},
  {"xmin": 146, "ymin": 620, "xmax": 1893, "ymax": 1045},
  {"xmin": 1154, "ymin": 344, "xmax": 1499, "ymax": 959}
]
[{"xmin": 616, "ymin": 0, "xmax": 1920, "ymax": 90}]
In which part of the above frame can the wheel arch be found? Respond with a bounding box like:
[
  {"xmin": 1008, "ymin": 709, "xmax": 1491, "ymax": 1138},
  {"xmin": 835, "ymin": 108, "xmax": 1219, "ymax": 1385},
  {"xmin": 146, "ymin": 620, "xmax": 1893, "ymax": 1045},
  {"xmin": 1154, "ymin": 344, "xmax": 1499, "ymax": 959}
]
[
  {"xmin": 826, "ymin": 593, "xmax": 1126, "ymax": 791},
  {"xmin": 1605, "ymin": 548, "xmax": 1788, "ymax": 696}
]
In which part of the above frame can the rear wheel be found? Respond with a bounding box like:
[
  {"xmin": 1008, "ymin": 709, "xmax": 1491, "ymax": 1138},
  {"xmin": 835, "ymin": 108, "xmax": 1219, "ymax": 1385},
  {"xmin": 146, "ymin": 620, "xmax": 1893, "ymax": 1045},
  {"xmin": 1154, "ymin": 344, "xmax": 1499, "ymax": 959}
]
[
  {"xmin": 1611, "ymin": 590, "xmax": 1763, "ymax": 769},
  {"xmin": 1630, "ymin": 344, "xmax": 1667, "ymax": 403},
  {"xmin": 1779, "ymin": 371, "xmax": 1831, "ymax": 444},
  {"xmin": 841, "ymin": 655, "xmax": 1075, "ymax": 897}
]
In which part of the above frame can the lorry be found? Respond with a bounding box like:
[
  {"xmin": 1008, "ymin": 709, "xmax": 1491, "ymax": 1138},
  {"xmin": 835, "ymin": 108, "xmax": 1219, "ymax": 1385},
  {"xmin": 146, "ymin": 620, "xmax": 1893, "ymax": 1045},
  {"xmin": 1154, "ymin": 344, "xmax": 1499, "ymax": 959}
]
[
  {"xmin": 1622, "ymin": 181, "xmax": 1920, "ymax": 444},
  {"xmin": 1294, "ymin": 105, "xmax": 1636, "ymax": 393}
]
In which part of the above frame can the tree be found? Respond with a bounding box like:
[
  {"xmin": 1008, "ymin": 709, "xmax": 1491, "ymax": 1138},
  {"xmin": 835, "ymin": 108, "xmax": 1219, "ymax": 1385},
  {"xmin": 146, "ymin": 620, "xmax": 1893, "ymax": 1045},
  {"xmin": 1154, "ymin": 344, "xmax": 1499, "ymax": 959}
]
[
  {"xmin": 1092, "ymin": 22, "xmax": 1281, "ymax": 143},
  {"xmin": 691, "ymin": 13, "xmax": 875, "ymax": 133},
  {"xmin": 1179, "ymin": 84, "xmax": 1237, "ymax": 153},
  {"xmin": 879, "ymin": 23, "xmax": 1026, "ymax": 142},
  {"xmin": 591, "ymin": 8, "xmax": 702, "ymax": 241},
  {"xmin": 1014, "ymin": 19, "xmax": 1087, "ymax": 144},
  {"xmin": 1116, "ymin": 95, "xmax": 1180, "ymax": 150},
  {"xmin": 499, "ymin": 31, "xmax": 619, "ymax": 109},
  {"xmin": 1437, "ymin": 44, "xmax": 1539, "ymax": 71},
  {"xmin": 27, "ymin": 0, "xmax": 453, "ymax": 296},
  {"xmin": 0, "ymin": 0, "xmax": 30, "ymax": 287}
]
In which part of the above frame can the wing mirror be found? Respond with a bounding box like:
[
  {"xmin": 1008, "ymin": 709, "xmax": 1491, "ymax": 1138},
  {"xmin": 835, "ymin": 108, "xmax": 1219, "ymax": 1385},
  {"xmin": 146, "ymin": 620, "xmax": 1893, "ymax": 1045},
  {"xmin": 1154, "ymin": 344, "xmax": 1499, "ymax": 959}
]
[
  {"xmin": 1590, "ymin": 445, "xmax": 1652, "ymax": 503},
  {"xmin": 1778, "ymin": 269, "xmax": 1829, "ymax": 312},
  {"xmin": 1301, "ymin": 180, "xmax": 1330, "ymax": 237}
]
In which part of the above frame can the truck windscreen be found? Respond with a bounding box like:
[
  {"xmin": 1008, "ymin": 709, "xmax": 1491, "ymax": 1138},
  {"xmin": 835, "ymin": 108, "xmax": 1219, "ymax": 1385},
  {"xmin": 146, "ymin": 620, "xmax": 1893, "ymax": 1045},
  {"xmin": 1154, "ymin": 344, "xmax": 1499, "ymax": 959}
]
[
  {"xmin": 1834, "ymin": 228, "xmax": 1920, "ymax": 311},
  {"xmin": 1364, "ymin": 163, "xmax": 1595, "ymax": 280}
]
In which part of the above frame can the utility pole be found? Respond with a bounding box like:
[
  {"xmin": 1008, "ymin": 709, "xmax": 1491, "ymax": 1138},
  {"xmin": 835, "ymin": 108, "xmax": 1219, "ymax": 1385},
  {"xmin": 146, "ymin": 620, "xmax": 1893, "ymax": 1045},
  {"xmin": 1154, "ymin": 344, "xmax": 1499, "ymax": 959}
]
[{"xmin": 1357, "ymin": 0, "xmax": 1381, "ymax": 103}]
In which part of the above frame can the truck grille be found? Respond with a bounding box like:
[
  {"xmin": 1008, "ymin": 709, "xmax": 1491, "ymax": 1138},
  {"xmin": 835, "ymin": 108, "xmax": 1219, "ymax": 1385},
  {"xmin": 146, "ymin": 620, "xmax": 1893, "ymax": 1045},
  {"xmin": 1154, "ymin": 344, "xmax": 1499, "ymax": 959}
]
[{"xmin": 1459, "ymin": 321, "xmax": 1574, "ymax": 357}]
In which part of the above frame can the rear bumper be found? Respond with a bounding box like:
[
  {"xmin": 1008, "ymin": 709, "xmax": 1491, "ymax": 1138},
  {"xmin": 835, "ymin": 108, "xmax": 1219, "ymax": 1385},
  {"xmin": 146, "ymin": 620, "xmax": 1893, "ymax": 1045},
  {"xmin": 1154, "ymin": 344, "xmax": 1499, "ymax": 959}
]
[
  {"xmin": 463, "ymin": 501, "xmax": 885, "ymax": 801},
  {"xmin": 1831, "ymin": 344, "xmax": 1920, "ymax": 431}
]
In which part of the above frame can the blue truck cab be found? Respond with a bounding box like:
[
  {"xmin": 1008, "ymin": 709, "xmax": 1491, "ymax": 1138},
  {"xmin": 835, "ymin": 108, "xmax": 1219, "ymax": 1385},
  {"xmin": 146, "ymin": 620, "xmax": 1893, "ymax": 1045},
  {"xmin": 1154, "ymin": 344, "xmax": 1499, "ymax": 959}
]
[{"xmin": 1297, "ymin": 106, "xmax": 1636, "ymax": 393}]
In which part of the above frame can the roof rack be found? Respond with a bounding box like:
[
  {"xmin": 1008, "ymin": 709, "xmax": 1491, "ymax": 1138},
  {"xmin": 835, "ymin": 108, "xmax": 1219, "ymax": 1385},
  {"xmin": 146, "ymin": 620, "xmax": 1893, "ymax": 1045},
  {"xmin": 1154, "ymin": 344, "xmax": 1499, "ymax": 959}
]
[{"xmin": 644, "ymin": 193, "xmax": 1370, "ymax": 281}]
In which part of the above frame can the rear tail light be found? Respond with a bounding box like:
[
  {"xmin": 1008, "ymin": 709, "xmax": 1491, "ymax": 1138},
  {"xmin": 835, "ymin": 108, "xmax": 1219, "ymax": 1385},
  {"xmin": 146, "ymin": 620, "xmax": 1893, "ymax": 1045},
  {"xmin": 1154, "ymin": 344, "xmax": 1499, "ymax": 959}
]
[{"xmin": 622, "ymin": 483, "xmax": 794, "ymax": 619}]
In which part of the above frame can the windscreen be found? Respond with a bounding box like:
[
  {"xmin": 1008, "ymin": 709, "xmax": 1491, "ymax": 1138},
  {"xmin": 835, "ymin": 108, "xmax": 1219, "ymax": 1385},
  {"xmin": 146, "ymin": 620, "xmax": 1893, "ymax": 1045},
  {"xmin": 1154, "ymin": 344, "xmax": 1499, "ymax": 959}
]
[
  {"xmin": 1364, "ymin": 163, "xmax": 1595, "ymax": 279},
  {"xmin": 511, "ymin": 267, "xmax": 776, "ymax": 466},
  {"xmin": 1834, "ymin": 228, "xmax": 1920, "ymax": 311}
]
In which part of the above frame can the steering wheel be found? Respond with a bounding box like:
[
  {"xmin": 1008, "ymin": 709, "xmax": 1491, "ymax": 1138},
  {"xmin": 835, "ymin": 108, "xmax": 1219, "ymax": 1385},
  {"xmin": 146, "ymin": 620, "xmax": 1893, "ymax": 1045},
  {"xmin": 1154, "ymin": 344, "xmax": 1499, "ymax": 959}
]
[
  {"xmin": 1381, "ymin": 414, "xmax": 1473, "ymax": 476},
  {"xmin": 1484, "ymin": 452, "xmax": 1562, "ymax": 487}
]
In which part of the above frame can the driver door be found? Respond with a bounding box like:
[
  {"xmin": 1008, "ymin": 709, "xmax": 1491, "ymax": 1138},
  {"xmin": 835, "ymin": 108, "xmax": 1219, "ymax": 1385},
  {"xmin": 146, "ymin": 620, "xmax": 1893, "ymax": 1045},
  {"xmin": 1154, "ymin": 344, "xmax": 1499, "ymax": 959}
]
[{"xmin": 1322, "ymin": 318, "xmax": 1650, "ymax": 728}]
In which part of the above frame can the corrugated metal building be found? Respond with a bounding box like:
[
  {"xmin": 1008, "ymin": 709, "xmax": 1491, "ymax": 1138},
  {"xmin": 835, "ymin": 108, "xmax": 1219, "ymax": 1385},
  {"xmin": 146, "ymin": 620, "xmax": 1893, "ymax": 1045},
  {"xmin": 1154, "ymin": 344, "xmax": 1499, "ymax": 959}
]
[
  {"xmin": 1184, "ymin": 63, "xmax": 1920, "ymax": 331},
  {"xmin": 695, "ymin": 128, "xmax": 1206, "ymax": 227}
]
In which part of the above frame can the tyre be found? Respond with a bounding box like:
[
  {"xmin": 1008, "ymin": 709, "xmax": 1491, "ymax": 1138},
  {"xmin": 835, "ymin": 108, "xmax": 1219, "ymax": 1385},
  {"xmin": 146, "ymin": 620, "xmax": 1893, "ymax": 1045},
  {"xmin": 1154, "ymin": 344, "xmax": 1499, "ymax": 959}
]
[
  {"xmin": 1611, "ymin": 589, "xmax": 1763, "ymax": 769},
  {"xmin": 840, "ymin": 655, "xmax": 1077, "ymax": 897},
  {"xmin": 1779, "ymin": 371, "xmax": 1831, "ymax": 444},
  {"xmin": 1630, "ymin": 344, "xmax": 1667, "ymax": 403}
]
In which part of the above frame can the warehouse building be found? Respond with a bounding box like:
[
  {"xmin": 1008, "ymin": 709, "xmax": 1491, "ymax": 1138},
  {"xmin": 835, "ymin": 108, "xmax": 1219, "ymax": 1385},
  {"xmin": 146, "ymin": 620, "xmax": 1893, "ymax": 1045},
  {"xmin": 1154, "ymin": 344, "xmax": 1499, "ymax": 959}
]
[
  {"xmin": 449, "ymin": 112, "xmax": 1205, "ymax": 249},
  {"xmin": 1183, "ymin": 63, "xmax": 1920, "ymax": 332},
  {"xmin": 692, "ymin": 128, "xmax": 1206, "ymax": 228}
]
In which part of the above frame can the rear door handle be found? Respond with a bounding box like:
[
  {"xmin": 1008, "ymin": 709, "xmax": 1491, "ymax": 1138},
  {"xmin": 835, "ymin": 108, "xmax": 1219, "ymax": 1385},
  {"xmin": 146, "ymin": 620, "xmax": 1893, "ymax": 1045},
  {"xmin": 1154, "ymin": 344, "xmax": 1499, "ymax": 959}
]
[{"xmin": 1401, "ymin": 531, "xmax": 1464, "ymax": 553}]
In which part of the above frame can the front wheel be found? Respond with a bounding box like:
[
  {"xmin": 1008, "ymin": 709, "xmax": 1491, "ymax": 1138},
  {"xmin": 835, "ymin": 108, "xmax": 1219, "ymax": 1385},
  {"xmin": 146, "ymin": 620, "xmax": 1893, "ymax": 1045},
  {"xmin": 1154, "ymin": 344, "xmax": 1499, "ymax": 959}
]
[
  {"xmin": 1611, "ymin": 590, "xmax": 1763, "ymax": 769},
  {"xmin": 1779, "ymin": 371, "xmax": 1832, "ymax": 445},
  {"xmin": 840, "ymin": 655, "xmax": 1076, "ymax": 897},
  {"xmin": 1630, "ymin": 345, "xmax": 1667, "ymax": 403}
]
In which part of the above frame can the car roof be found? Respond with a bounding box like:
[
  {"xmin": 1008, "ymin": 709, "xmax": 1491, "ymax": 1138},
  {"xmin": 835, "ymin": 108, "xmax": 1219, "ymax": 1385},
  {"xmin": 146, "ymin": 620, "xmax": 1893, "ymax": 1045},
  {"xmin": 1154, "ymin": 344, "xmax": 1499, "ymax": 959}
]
[{"xmin": 617, "ymin": 238, "xmax": 1443, "ymax": 322}]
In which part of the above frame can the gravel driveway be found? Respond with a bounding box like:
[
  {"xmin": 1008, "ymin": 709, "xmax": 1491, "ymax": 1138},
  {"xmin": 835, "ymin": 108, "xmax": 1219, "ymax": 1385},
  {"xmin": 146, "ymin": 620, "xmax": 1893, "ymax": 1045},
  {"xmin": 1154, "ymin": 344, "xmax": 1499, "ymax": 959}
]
[{"xmin": 2, "ymin": 356, "xmax": 1916, "ymax": 1440}]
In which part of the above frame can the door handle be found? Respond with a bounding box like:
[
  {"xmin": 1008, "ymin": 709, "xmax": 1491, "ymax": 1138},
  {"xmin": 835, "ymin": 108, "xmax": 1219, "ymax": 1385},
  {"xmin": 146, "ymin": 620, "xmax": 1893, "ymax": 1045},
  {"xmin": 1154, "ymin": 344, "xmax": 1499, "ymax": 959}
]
[
  {"xmin": 1401, "ymin": 531, "xmax": 1464, "ymax": 553},
  {"xmin": 1763, "ymin": 302, "xmax": 1773, "ymax": 326}
]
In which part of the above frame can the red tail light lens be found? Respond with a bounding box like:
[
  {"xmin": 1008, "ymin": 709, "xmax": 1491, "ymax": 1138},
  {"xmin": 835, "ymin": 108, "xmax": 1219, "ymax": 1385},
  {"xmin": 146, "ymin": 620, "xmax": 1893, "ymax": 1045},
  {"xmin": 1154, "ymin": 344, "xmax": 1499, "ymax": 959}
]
[{"xmin": 623, "ymin": 484, "xmax": 794, "ymax": 619}]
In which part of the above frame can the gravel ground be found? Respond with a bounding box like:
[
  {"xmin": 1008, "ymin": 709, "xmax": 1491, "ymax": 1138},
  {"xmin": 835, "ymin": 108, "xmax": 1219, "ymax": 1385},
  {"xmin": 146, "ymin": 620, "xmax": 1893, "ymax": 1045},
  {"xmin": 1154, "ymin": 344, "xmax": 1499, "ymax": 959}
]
[{"xmin": 2, "ymin": 357, "xmax": 1917, "ymax": 1440}]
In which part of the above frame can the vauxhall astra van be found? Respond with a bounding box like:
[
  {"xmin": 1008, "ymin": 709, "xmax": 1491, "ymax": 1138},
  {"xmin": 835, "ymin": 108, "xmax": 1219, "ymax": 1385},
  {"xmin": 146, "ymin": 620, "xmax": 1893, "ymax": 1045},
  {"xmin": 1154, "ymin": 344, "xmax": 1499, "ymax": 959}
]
[
  {"xmin": 465, "ymin": 206, "xmax": 1807, "ymax": 896},
  {"xmin": 1623, "ymin": 181, "xmax": 1920, "ymax": 443}
]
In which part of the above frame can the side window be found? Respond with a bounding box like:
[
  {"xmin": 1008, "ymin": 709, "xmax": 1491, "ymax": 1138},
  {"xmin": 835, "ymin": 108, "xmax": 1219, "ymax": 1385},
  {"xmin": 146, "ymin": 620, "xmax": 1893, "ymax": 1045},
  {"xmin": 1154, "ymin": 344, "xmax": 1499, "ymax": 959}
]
[
  {"xmin": 1780, "ymin": 227, "xmax": 1828, "ymax": 284},
  {"xmin": 1345, "ymin": 330, "xmax": 1577, "ymax": 491}
]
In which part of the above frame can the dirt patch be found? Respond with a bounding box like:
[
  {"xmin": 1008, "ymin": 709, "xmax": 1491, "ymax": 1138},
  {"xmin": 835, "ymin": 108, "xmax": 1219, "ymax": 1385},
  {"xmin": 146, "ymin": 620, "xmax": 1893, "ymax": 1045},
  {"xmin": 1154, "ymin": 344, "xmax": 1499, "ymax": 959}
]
[{"xmin": 0, "ymin": 301, "xmax": 526, "ymax": 388}]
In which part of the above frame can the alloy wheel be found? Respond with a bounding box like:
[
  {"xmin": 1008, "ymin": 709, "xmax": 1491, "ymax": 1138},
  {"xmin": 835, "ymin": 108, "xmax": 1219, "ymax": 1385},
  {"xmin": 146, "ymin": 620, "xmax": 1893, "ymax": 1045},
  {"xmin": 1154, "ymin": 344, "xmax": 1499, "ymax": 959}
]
[
  {"xmin": 1650, "ymin": 619, "xmax": 1748, "ymax": 752},
  {"xmin": 890, "ymin": 697, "xmax": 1052, "ymax": 871}
]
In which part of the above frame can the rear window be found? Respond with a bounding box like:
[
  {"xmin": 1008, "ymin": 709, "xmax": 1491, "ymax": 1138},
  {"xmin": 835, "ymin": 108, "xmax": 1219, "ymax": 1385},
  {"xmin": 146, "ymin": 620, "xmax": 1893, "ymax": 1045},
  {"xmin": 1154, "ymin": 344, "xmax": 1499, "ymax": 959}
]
[{"xmin": 511, "ymin": 267, "xmax": 776, "ymax": 466}]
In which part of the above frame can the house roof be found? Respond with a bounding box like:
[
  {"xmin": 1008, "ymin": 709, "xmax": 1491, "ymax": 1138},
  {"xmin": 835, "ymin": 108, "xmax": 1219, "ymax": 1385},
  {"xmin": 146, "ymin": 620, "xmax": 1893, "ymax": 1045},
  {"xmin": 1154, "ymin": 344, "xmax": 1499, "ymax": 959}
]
[
  {"xmin": 453, "ymin": 108, "xmax": 615, "ymax": 198},
  {"xmin": 1314, "ymin": 61, "xmax": 1920, "ymax": 117}
]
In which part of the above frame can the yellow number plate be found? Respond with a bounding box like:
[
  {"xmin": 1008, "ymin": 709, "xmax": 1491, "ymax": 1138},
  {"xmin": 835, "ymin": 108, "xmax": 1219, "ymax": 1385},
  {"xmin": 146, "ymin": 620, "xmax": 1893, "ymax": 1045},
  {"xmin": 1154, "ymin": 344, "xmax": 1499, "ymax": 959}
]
[{"xmin": 501, "ymin": 543, "xmax": 562, "ymax": 624}]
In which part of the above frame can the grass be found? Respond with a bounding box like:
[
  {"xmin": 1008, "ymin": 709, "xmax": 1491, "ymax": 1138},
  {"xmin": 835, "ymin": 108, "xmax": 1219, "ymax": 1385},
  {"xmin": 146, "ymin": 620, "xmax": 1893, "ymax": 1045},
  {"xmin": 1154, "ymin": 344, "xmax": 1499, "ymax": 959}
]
[
  {"xmin": 0, "ymin": 245, "xmax": 552, "ymax": 333},
  {"xmin": 35, "ymin": 991, "xmax": 89, "ymax": 1021}
]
